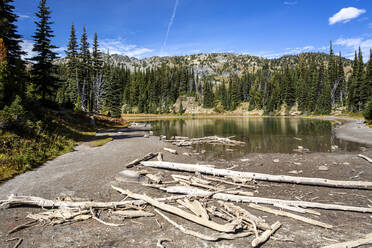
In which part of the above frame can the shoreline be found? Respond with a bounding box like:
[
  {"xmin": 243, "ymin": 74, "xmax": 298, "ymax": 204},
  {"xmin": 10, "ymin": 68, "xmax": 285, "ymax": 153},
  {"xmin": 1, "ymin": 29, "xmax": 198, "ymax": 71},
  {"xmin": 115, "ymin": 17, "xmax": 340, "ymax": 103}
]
[{"xmin": 0, "ymin": 118, "xmax": 371, "ymax": 247}]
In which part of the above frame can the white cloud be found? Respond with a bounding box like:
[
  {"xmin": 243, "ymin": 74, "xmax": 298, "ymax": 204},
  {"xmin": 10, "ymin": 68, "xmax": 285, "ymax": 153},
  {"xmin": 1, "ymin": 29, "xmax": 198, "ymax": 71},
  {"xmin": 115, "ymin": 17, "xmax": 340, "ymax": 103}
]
[
  {"xmin": 334, "ymin": 37, "xmax": 372, "ymax": 61},
  {"xmin": 20, "ymin": 40, "xmax": 36, "ymax": 59},
  {"xmin": 329, "ymin": 7, "xmax": 366, "ymax": 25},
  {"xmin": 17, "ymin": 13, "xmax": 30, "ymax": 19},
  {"xmin": 99, "ymin": 38, "xmax": 152, "ymax": 58},
  {"xmin": 284, "ymin": 1, "xmax": 297, "ymax": 6}
]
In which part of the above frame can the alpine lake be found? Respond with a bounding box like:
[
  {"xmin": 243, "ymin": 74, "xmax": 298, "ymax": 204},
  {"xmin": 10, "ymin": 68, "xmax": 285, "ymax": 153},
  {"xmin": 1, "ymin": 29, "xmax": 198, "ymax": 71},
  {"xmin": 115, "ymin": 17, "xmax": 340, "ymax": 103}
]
[{"xmin": 147, "ymin": 117, "xmax": 364, "ymax": 160}]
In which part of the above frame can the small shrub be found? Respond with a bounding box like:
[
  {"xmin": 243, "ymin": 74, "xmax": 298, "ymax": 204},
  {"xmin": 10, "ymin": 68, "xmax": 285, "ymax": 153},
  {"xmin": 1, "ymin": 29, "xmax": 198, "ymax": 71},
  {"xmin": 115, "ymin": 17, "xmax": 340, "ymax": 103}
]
[
  {"xmin": 363, "ymin": 97, "xmax": 372, "ymax": 123},
  {"xmin": 0, "ymin": 95, "xmax": 26, "ymax": 128}
]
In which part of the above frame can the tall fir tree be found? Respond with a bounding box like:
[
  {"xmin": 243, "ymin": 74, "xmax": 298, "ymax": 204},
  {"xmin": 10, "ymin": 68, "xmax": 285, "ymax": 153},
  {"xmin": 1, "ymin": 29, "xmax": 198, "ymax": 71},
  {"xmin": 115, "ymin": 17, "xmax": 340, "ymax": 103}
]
[
  {"xmin": 30, "ymin": 0, "xmax": 59, "ymax": 101},
  {"xmin": 0, "ymin": 0, "xmax": 26, "ymax": 105},
  {"xmin": 78, "ymin": 26, "xmax": 91, "ymax": 111},
  {"xmin": 64, "ymin": 23, "xmax": 78, "ymax": 105}
]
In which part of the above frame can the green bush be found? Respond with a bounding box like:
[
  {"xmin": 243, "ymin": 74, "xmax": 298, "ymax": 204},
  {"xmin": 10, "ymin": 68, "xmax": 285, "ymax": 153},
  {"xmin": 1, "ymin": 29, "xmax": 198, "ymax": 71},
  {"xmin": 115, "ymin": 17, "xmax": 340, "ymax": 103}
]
[
  {"xmin": 363, "ymin": 97, "xmax": 372, "ymax": 122},
  {"xmin": 0, "ymin": 95, "xmax": 26, "ymax": 128}
]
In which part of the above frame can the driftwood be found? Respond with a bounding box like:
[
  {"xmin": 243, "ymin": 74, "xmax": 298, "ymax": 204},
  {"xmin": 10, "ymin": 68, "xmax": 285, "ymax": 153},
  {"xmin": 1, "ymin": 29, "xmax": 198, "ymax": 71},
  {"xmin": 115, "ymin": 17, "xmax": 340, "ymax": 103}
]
[
  {"xmin": 248, "ymin": 203, "xmax": 333, "ymax": 229},
  {"xmin": 0, "ymin": 195, "xmax": 142, "ymax": 210},
  {"xmin": 164, "ymin": 148, "xmax": 178, "ymax": 154},
  {"xmin": 112, "ymin": 210, "xmax": 155, "ymax": 218},
  {"xmin": 112, "ymin": 185, "xmax": 240, "ymax": 233},
  {"xmin": 8, "ymin": 220, "xmax": 38, "ymax": 234},
  {"xmin": 220, "ymin": 202, "xmax": 271, "ymax": 230},
  {"xmin": 202, "ymin": 175, "xmax": 256, "ymax": 189},
  {"xmin": 159, "ymin": 186, "xmax": 372, "ymax": 213},
  {"xmin": 155, "ymin": 209, "xmax": 252, "ymax": 241},
  {"xmin": 177, "ymin": 199, "xmax": 209, "ymax": 220},
  {"xmin": 167, "ymin": 136, "xmax": 246, "ymax": 147},
  {"xmin": 141, "ymin": 161, "xmax": 372, "ymax": 189},
  {"xmin": 251, "ymin": 221, "xmax": 281, "ymax": 247},
  {"xmin": 273, "ymin": 203, "xmax": 321, "ymax": 216},
  {"xmin": 126, "ymin": 152, "xmax": 158, "ymax": 168},
  {"xmin": 322, "ymin": 233, "xmax": 372, "ymax": 248},
  {"xmin": 358, "ymin": 154, "xmax": 372, "ymax": 163}
]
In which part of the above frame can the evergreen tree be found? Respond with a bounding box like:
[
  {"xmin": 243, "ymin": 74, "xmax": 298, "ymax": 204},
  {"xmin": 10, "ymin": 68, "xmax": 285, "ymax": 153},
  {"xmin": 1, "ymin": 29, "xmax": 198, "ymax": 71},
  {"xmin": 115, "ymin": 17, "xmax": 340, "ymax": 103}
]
[
  {"xmin": 30, "ymin": 0, "xmax": 59, "ymax": 101},
  {"xmin": 64, "ymin": 23, "xmax": 78, "ymax": 105},
  {"xmin": 78, "ymin": 26, "xmax": 91, "ymax": 110},
  {"xmin": 0, "ymin": 0, "xmax": 26, "ymax": 105},
  {"xmin": 0, "ymin": 38, "xmax": 7, "ymax": 106}
]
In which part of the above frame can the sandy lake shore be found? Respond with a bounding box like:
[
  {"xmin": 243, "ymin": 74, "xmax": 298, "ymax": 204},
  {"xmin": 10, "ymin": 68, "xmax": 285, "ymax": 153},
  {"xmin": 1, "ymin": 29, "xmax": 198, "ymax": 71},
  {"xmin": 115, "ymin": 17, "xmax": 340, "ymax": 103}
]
[{"xmin": 0, "ymin": 117, "xmax": 372, "ymax": 248}]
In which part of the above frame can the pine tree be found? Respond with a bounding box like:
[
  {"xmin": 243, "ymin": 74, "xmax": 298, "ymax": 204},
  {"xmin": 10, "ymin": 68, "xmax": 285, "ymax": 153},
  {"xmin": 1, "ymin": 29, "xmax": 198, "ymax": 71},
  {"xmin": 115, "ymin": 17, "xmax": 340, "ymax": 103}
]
[
  {"xmin": 30, "ymin": 0, "xmax": 59, "ymax": 101},
  {"xmin": 64, "ymin": 23, "xmax": 78, "ymax": 105},
  {"xmin": 91, "ymin": 32, "xmax": 103, "ymax": 112},
  {"xmin": 78, "ymin": 26, "xmax": 91, "ymax": 111},
  {"xmin": 0, "ymin": 38, "xmax": 7, "ymax": 106},
  {"xmin": 0, "ymin": 0, "xmax": 26, "ymax": 104}
]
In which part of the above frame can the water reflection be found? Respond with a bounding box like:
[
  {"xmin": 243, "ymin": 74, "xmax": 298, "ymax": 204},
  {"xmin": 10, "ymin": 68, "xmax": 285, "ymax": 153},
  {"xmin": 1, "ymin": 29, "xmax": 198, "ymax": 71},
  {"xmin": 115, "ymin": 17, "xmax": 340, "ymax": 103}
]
[{"xmin": 150, "ymin": 117, "xmax": 361, "ymax": 158}]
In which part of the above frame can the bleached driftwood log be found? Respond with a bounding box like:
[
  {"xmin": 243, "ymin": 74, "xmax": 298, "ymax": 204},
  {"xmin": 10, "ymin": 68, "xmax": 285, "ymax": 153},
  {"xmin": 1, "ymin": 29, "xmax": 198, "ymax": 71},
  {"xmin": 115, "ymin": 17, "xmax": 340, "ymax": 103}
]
[
  {"xmin": 159, "ymin": 186, "xmax": 372, "ymax": 213},
  {"xmin": 248, "ymin": 203, "xmax": 332, "ymax": 229},
  {"xmin": 111, "ymin": 185, "xmax": 240, "ymax": 233},
  {"xmin": 358, "ymin": 154, "xmax": 372, "ymax": 163},
  {"xmin": 322, "ymin": 233, "xmax": 372, "ymax": 248},
  {"xmin": 164, "ymin": 148, "xmax": 178, "ymax": 154},
  {"xmin": 0, "ymin": 195, "xmax": 141, "ymax": 209},
  {"xmin": 0, "ymin": 194, "xmax": 192, "ymax": 210},
  {"xmin": 177, "ymin": 199, "xmax": 209, "ymax": 220},
  {"xmin": 141, "ymin": 161, "xmax": 372, "ymax": 189},
  {"xmin": 273, "ymin": 203, "xmax": 321, "ymax": 216},
  {"xmin": 126, "ymin": 152, "xmax": 158, "ymax": 168},
  {"xmin": 251, "ymin": 221, "xmax": 281, "ymax": 247},
  {"xmin": 155, "ymin": 209, "xmax": 252, "ymax": 241}
]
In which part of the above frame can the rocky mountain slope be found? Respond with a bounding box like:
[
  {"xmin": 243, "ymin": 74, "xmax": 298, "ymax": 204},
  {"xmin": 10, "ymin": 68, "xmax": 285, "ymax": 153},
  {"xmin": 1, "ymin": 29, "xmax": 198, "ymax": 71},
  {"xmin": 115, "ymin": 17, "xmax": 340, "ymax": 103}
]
[{"xmin": 56, "ymin": 52, "xmax": 353, "ymax": 78}]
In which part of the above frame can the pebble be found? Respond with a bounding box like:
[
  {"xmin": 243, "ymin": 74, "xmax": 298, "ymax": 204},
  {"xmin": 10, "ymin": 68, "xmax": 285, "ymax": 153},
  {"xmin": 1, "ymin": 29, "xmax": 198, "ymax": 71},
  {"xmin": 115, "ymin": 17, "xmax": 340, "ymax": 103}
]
[
  {"xmin": 144, "ymin": 134, "xmax": 149, "ymax": 138},
  {"xmin": 318, "ymin": 165, "xmax": 329, "ymax": 171},
  {"xmin": 343, "ymin": 162, "xmax": 350, "ymax": 165},
  {"xmin": 288, "ymin": 170, "xmax": 302, "ymax": 174},
  {"xmin": 240, "ymin": 158, "xmax": 250, "ymax": 162},
  {"xmin": 293, "ymin": 162, "xmax": 302, "ymax": 165},
  {"xmin": 226, "ymin": 149, "xmax": 234, "ymax": 152},
  {"xmin": 273, "ymin": 159, "xmax": 280, "ymax": 163}
]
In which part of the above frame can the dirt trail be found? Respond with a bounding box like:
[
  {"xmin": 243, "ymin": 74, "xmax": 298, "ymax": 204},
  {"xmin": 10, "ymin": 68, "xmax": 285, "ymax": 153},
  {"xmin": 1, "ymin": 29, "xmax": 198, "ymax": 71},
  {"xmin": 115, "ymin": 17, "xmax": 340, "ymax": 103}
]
[{"xmin": 1, "ymin": 121, "xmax": 372, "ymax": 248}]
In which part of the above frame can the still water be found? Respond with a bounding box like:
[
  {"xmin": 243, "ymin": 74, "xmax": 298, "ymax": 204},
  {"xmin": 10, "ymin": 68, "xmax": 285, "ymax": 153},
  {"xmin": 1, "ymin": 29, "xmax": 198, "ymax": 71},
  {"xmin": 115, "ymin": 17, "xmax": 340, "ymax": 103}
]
[{"xmin": 150, "ymin": 117, "xmax": 362, "ymax": 158}]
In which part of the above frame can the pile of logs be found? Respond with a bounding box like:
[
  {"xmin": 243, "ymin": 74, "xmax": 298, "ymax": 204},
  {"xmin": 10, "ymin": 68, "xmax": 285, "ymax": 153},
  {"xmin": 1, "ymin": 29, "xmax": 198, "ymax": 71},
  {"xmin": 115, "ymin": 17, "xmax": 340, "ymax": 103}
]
[
  {"xmin": 2, "ymin": 156, "xmax": 372, "ymax": 247},
  {"xmin": 164, "ymin": 136, "xmax": 246, "ymax": 147}
]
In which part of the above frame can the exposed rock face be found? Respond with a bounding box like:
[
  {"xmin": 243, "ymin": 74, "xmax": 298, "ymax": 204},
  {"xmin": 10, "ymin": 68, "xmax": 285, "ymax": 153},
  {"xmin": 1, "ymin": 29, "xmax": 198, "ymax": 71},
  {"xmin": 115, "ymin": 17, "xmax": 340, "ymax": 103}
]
[{"xmin": 55, "ymin": 52, "xmax": 353, "ymax": 79}]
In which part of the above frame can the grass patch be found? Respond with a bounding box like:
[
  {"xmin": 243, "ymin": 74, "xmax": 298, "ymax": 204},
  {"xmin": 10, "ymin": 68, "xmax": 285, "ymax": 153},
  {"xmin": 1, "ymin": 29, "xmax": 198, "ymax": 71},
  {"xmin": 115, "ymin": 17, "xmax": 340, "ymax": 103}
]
[{"xmin": 88, "ymin": 136, "xmax": 113, "ymax": 147}]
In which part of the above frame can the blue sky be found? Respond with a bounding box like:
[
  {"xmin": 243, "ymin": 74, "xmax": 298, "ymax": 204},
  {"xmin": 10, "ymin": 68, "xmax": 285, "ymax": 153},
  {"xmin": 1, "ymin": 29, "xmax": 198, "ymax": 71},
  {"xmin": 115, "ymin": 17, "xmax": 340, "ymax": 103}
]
[{"xmin": 14, "ymin": 0, "xmax": 372, "ymax": 60}]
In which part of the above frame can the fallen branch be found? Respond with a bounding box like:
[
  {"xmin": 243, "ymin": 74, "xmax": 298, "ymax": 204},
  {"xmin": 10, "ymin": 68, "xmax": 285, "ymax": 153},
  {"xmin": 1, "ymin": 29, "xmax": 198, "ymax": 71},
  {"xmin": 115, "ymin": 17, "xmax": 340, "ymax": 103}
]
[
  {"xmin": 251, "ymin": 221, "xmax": 281, "ymax": 247},
  {"xmin": 159, "ymin": 186, "xmax": 372, "ymax": 213},
  {"xmin": 177, "ymin": 199, "xmax": 209, "ymax": 220},
  {"xmin": 8, "ymin": 220, "xmax": 38, "ymax": 234},
  {"xmin": 273, "ymin": 203, "xmax": 321, "ymax": 216},
  {"xmin": 202, "ymin": 175, "xmax": 256, "ymax": 189},
  {"xmin": 322, "ymin": 233, "xmax": 372, "ymax": 248},
  {"xmin": 111, "ymin": 185, "xmax": 240, "ymax": 233},
  {"xmin": 164, "ymin": 148, "xmax": 178, "ymax": 154},
  {"xmin": 112, "ymin": 210, "xmax": 155, "ymax": 218},
  {"xmin": 141, "ymin": 161, "xmax": 372, "ymax": 189},
  {"xmin": 126, "ymin": 152, "xmax": 158, "ymax": 168},
  {"xmin": 0, "ymin": 195, "xmax": 142, "ymax": 210},
  {"xmin": 248, "ymin": 203, "xmax": 333, "ymax": 229},
  {"xmin": 155, "ymin": 209, "xmax": 252, "ymax": 241},
  {"xmin": 358, "ymin": 154, "xmax": 372, "ymax": 164}
]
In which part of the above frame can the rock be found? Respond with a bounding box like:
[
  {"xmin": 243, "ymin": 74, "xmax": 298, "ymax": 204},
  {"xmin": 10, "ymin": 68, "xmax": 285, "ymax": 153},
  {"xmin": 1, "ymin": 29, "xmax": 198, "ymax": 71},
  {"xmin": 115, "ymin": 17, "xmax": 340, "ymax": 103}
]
[
  {"xmin": 182, "ymin": 152, "xmax": 191, "ymax": 156},
  {"xmin": 149, "ymin": 131, "xmax": 154, "ymax": 135},
  {"xmin": 116, "ymin": 170, "xmax": 142, "ymax": 183},
  {"xmin": 293, "ymin": 162, "xmax": 302, "ymax": 165},
  {"xmin": 318, "ymin": 165, "xmax": 329, "ymax": 171},
  {"xmin": 273, "ymin": 159, "xmax": 280, "ymax": 163},
  {"xmin": 298, "ymin": 146, "xmax": 304, "ymax": 150},
  {"xmin": 159, "ymin": 135, "xmax": 166, "ymax": 140},
  {"xmin": 144, "ymin": 134, "xmax": 149, "ymax": 138},
  {"xmin": 331, "ymin": 145, "xmax": 338, "ymax": 151},
  {"xmin": 226, "ymin": 149, "xmax": 234, "ymax": 152},
  {"xmin": 288, "ymin": 170, "xmax": 302, "ymax": 174},
  {"xmin": 240, "ymin": 158, "xmax": 250, "ymax": 162},
  {"xmin": 200, "ymin": 150, "xmax": 206, "ymax": 154},
  {"xmin": 343, "ymin": 162, "xmax": 350, "ymax": 165}
]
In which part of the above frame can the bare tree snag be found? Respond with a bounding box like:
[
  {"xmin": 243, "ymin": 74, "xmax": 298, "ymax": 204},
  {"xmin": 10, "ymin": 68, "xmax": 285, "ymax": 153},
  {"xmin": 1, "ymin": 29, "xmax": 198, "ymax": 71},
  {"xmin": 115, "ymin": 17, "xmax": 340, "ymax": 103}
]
[
  {"xmin": 140, "ymin": 161, "xmax": 372, "ymax": 189},
  {"xmin": 251, "ymin": 221, "xmax": 281, "ymax": 247},
  {"xmin": 126, "ymin": 152, "xmax": 158, "ymax": 168},
  {"xmin": 322, "ymin": 233, "xmax": 372, "ymax": 248},
  {"xmin": 111, "ymin": 185, "xmax": 240, "ymax": 233},
  {"xmin": 155, "ymin": 209, "xmax": 252, "ymax": 241},
  {"xmin": 248, "ymin": 203, "xmax": 333, "ymax": 229}
]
